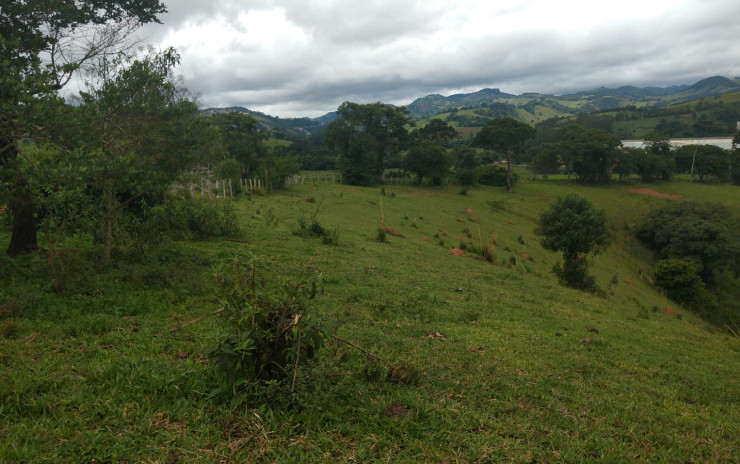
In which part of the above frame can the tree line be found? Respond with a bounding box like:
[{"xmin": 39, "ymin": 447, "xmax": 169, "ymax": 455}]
[
  {"xmin": 0, "ymin": 3, "xmax": 298, "ymax": 260},
  {"xmin": 323, "ymin": 102, "xmax": 740, "ymax": 190}
]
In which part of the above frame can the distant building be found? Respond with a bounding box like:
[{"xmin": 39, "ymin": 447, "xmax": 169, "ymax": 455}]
[{"xmin": 622, "ymin": 138, "xmax": 733, "ymax": 150}]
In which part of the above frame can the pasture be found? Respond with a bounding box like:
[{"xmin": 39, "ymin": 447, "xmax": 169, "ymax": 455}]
[{"xmin": 1, "ymin": 177, "xmax": 739, "ymax": 462}]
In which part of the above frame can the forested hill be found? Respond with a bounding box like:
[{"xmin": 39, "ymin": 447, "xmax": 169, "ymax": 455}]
[
  {"xmin": 200, "ymin": 76, "xmax": 740, "ymax": 138},
  {"xmin": 201, "ymin": 106, "xmax": 326, "ymax": 138},
  {"xmin": 405, "ymin": 76, "xmax": 740, "ymax": 120}
]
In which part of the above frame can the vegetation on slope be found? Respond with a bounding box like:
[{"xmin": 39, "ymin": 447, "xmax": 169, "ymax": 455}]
[{"xmin": 2, "ymin": 178, "xmax": 739, "ymax": 462}]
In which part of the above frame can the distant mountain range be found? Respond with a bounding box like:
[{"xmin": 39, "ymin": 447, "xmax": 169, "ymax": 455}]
[
  {"xmin": 405, "ymin": 76, "xmax": 740, "ymax": 120},
  {"xmin": 202, "ymin": 76, "xmax": 740, "ymax": 136}
]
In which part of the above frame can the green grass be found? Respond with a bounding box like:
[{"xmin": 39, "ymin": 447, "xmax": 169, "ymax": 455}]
[{"xmin": 1, "ymin": 178, "xmax": 739, "ymax": 462}]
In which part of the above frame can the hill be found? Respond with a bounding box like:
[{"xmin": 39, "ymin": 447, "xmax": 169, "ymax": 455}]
[
  {"xmin": 406, "ymin": 76, "xmax": 740, "ymax": 124},
  {"xmin": 201, "ymin": 106, "xmax": 327, "ymax": 137},
  {"xmin": 2, "ymin": 178, "xmax": 739, "ymax": 461}
]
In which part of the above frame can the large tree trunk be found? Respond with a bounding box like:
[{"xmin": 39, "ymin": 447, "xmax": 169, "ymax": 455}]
[
  {"xmin": 7, "ymin": 176, "xmax": 37, "ymax": 257},
  {"xmin": 2, "ymin": 143, "xmax": 37, "ymax": 257}
]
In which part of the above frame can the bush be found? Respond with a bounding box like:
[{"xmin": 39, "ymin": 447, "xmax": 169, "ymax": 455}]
[
  {"xmin": 143, "ymin": 192, "xmax": 239, "ymax": 241},
  {"xmin": 636, "ymin": 201, "xmax": 740, "ymax": 284},
  {"xmin": 206, "ymin": 258, "xmax": 325, "ymax": 408},
  {"xmin": 296, "ymin": 217, "xmax": 339, "ymax": 245},
  {"xmin": 477, "ymin": 164, "xmax": 517, "ymax": 186},
  {"xmin": 654, "ymin": 259, "xmax": 705, "ymax": 304}
]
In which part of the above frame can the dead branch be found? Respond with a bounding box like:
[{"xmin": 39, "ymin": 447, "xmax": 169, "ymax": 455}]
[
  {"xmin": 331, "ymin": 334, "xmax": 393, "ymax": 368},
  {"xmin": 291, "ymin": 320, "xmax": 302, "ymax": 394},
  {"xmin": 169, "ymin": 307, "xmax": 225, "ymax": 333}
]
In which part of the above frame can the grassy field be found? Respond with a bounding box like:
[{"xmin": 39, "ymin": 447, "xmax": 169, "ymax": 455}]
[{"xmin": 1, "ymin": 177, "xmax": 739, "ymax": 462}]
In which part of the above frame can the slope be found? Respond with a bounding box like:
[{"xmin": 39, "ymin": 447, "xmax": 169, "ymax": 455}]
[{"xmin": 1, "ymin": 178, "xmax": 739, "ymax": 462}]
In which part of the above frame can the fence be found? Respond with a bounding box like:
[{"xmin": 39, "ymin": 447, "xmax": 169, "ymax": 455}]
[{"xmin": 284, "ymin": 173, "xmax": 341, "ymax": 188}]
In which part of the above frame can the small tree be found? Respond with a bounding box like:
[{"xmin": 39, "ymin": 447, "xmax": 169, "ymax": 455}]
[
  {"xmin": 535, "ymin": 194, "xmax": 611, "ymax": 289},
  {"xmin": 417, "ymin": 119, "xmax": 458, "ymax": 144},
  {"xmin": 613, "ymin": 147, "xmax": 639, "ymax": 182}
]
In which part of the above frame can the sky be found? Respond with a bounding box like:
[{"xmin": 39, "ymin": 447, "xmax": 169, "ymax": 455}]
[{"xmin": 135, "ymin": 0, "xmax": 740, "ymax": 118}]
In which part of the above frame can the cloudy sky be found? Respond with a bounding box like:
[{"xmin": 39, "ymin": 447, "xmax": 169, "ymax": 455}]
[{"xmin": 137, "ymin": 0, "xmax": 740, "ymax": 118}]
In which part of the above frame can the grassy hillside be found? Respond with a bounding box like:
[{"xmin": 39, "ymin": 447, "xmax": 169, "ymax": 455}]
[{"xmin": 1, "ymin": 178, "xmax": 739, "ymax": 462}]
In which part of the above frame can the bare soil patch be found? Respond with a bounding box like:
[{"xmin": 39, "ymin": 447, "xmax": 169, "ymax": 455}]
[{"xmin": 628, "ymin": 188, "xmax": 683, "ymax": 200}]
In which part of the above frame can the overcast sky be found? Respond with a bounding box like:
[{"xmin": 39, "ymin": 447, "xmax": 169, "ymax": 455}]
[{"xmin": 136, "ymin": 0, "xmax": 740, "ymax": 118}]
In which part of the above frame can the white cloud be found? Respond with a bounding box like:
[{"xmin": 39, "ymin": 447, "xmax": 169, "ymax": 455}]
[{"xmin": 136, "ymin": 0, "xmax": 740, "ymax": 117}]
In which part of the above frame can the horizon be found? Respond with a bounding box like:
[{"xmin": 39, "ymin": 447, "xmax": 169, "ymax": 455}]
[
  {"xmin": 134, "ymin": 0, "xmax": 740, "ymax": 119},
  {"xmin": 196, "ymin": 75, "xmax": 737, "ymax": 120}
]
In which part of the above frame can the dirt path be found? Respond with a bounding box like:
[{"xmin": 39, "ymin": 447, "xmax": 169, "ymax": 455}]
[{"xmin": 628, "ymin": 188, "xmax": 683, "ymax": 200}]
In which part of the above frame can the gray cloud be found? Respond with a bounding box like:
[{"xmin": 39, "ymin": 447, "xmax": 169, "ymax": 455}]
[{"xmin": 139, "ymin": 0, "xmax": 740, "ymax": 117}]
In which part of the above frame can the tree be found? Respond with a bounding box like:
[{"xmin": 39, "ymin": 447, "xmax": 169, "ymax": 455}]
[
  {"xmin": 530, "ymin": 143, "xmax": 561, "ymax": 175},
  {"xmin": 476, "ymin": 164, "xmax": 515, "ymax": 187},
  {"xmin": 472, "ymin": 117, "xmax": 534, "ymax": 192},
  {"xmin": 451, "ymin": 146, "xmax": 481, "ymax": 185},
  {"xmin": 636, "ymin": 201, "xmax": 740, "ymax": 284},
  {"xmin": 555, "ymin": 124, "xmax": 621, "ymax": 184},
  {"xmin": 635, "ymin": 137, "xmax": 674, "ymax": 182},
  {"xmin": 403, "ymin": 141, "xmax": 450, "ymax": 185},
  {"xmin": 613, "ymin": 147, "xmax": 639, "ymax": 182},
  {"xmin": 325, "ymin": 102, "xmax": 413, "ymax": 185},
  {"xmin": 535, "ymin": 194, "xmax": 611, "ymax": 289},
  {"xmin": 212, "ymin": 112, "xmax": 268, "ymax": 180},
  {"xmin": 74, "ymin": 48, "xmax": 208, "ymax": 262},
  {"xmin": 0, "ymin": 0, "xmax": 166, "ymax": 256},
  {"xmin": 674, "ymin": 144, "xmax": 730, "ymax": 182},
  {"xmin": 733, "ymin": 132, "xmax": 740, "ymax": 185},
  {"xmin": 417, "ymin": 119, "xmax": 458, "ymax": 144}
]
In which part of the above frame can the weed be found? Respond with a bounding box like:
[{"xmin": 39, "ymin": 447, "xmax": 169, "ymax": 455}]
[
  {"xmin": 377, "ymin": 198, "xmax": 386, "ymax": 243},
  {"xmin": 376, "ymin": 227, "xmax": 387, "ymax": 243},
  {"xmin": 295, "ymin": 197, "xmax": 339, "ymax": 245},
  {"xmin": 264, "ymin": 207, "xmax": 279, "ymax": 226},
  {"xmin": 206, "ymin": 257, "xmax": 325, "ymax": 408}
]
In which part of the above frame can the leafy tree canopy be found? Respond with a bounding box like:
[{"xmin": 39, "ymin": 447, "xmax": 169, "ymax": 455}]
[
  {"xmin": 325, "ymin": 102, "xmax": 413, "ymax": 185},
  {"xmin": 403, "ymin": 141, "xmax": 450, "ymax": 185},
  {"xmin": 674, "ymin": 144, "xmax": 730, "ymax": 182},
  {"xmin": 472, "ymin": 117, "xmax": 534, "ymax": 192},
  {"xmin": 1, "ymin": 0, "xmax": 166, "ymax": 256},
  {"xmin": 636, "ymin": 202, "xmax": 740, "ymax": 284},
  {"xmin": 555, "ymin": 124, "xmax": 621, "ymax": 184},
  {"xmin": 416, "ymin": 119, "xmax": 458, "ymax": 144},
  {"xmin": 536, "ymin": 194, "xmax": 611, "ymax": 289}
]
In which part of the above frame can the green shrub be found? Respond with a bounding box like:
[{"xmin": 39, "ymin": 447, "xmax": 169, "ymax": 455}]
[
  {"xmin": 637, "ymin": 201, "xmax": 740, "ymax": 284},
  {"xmin": 206, "ymin": 258, "xmax": 325, "ymax": 408},
  {"xmin": 654, "ymin": 259, "xmax": 705, "ymax": 304},
  {"xmin": 144, "ymin": 192, "xmax": 239, "ymax": 241},
  {"xmin": 476, "ymin": 164, "xmax": 518, "ymax": 186}
]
